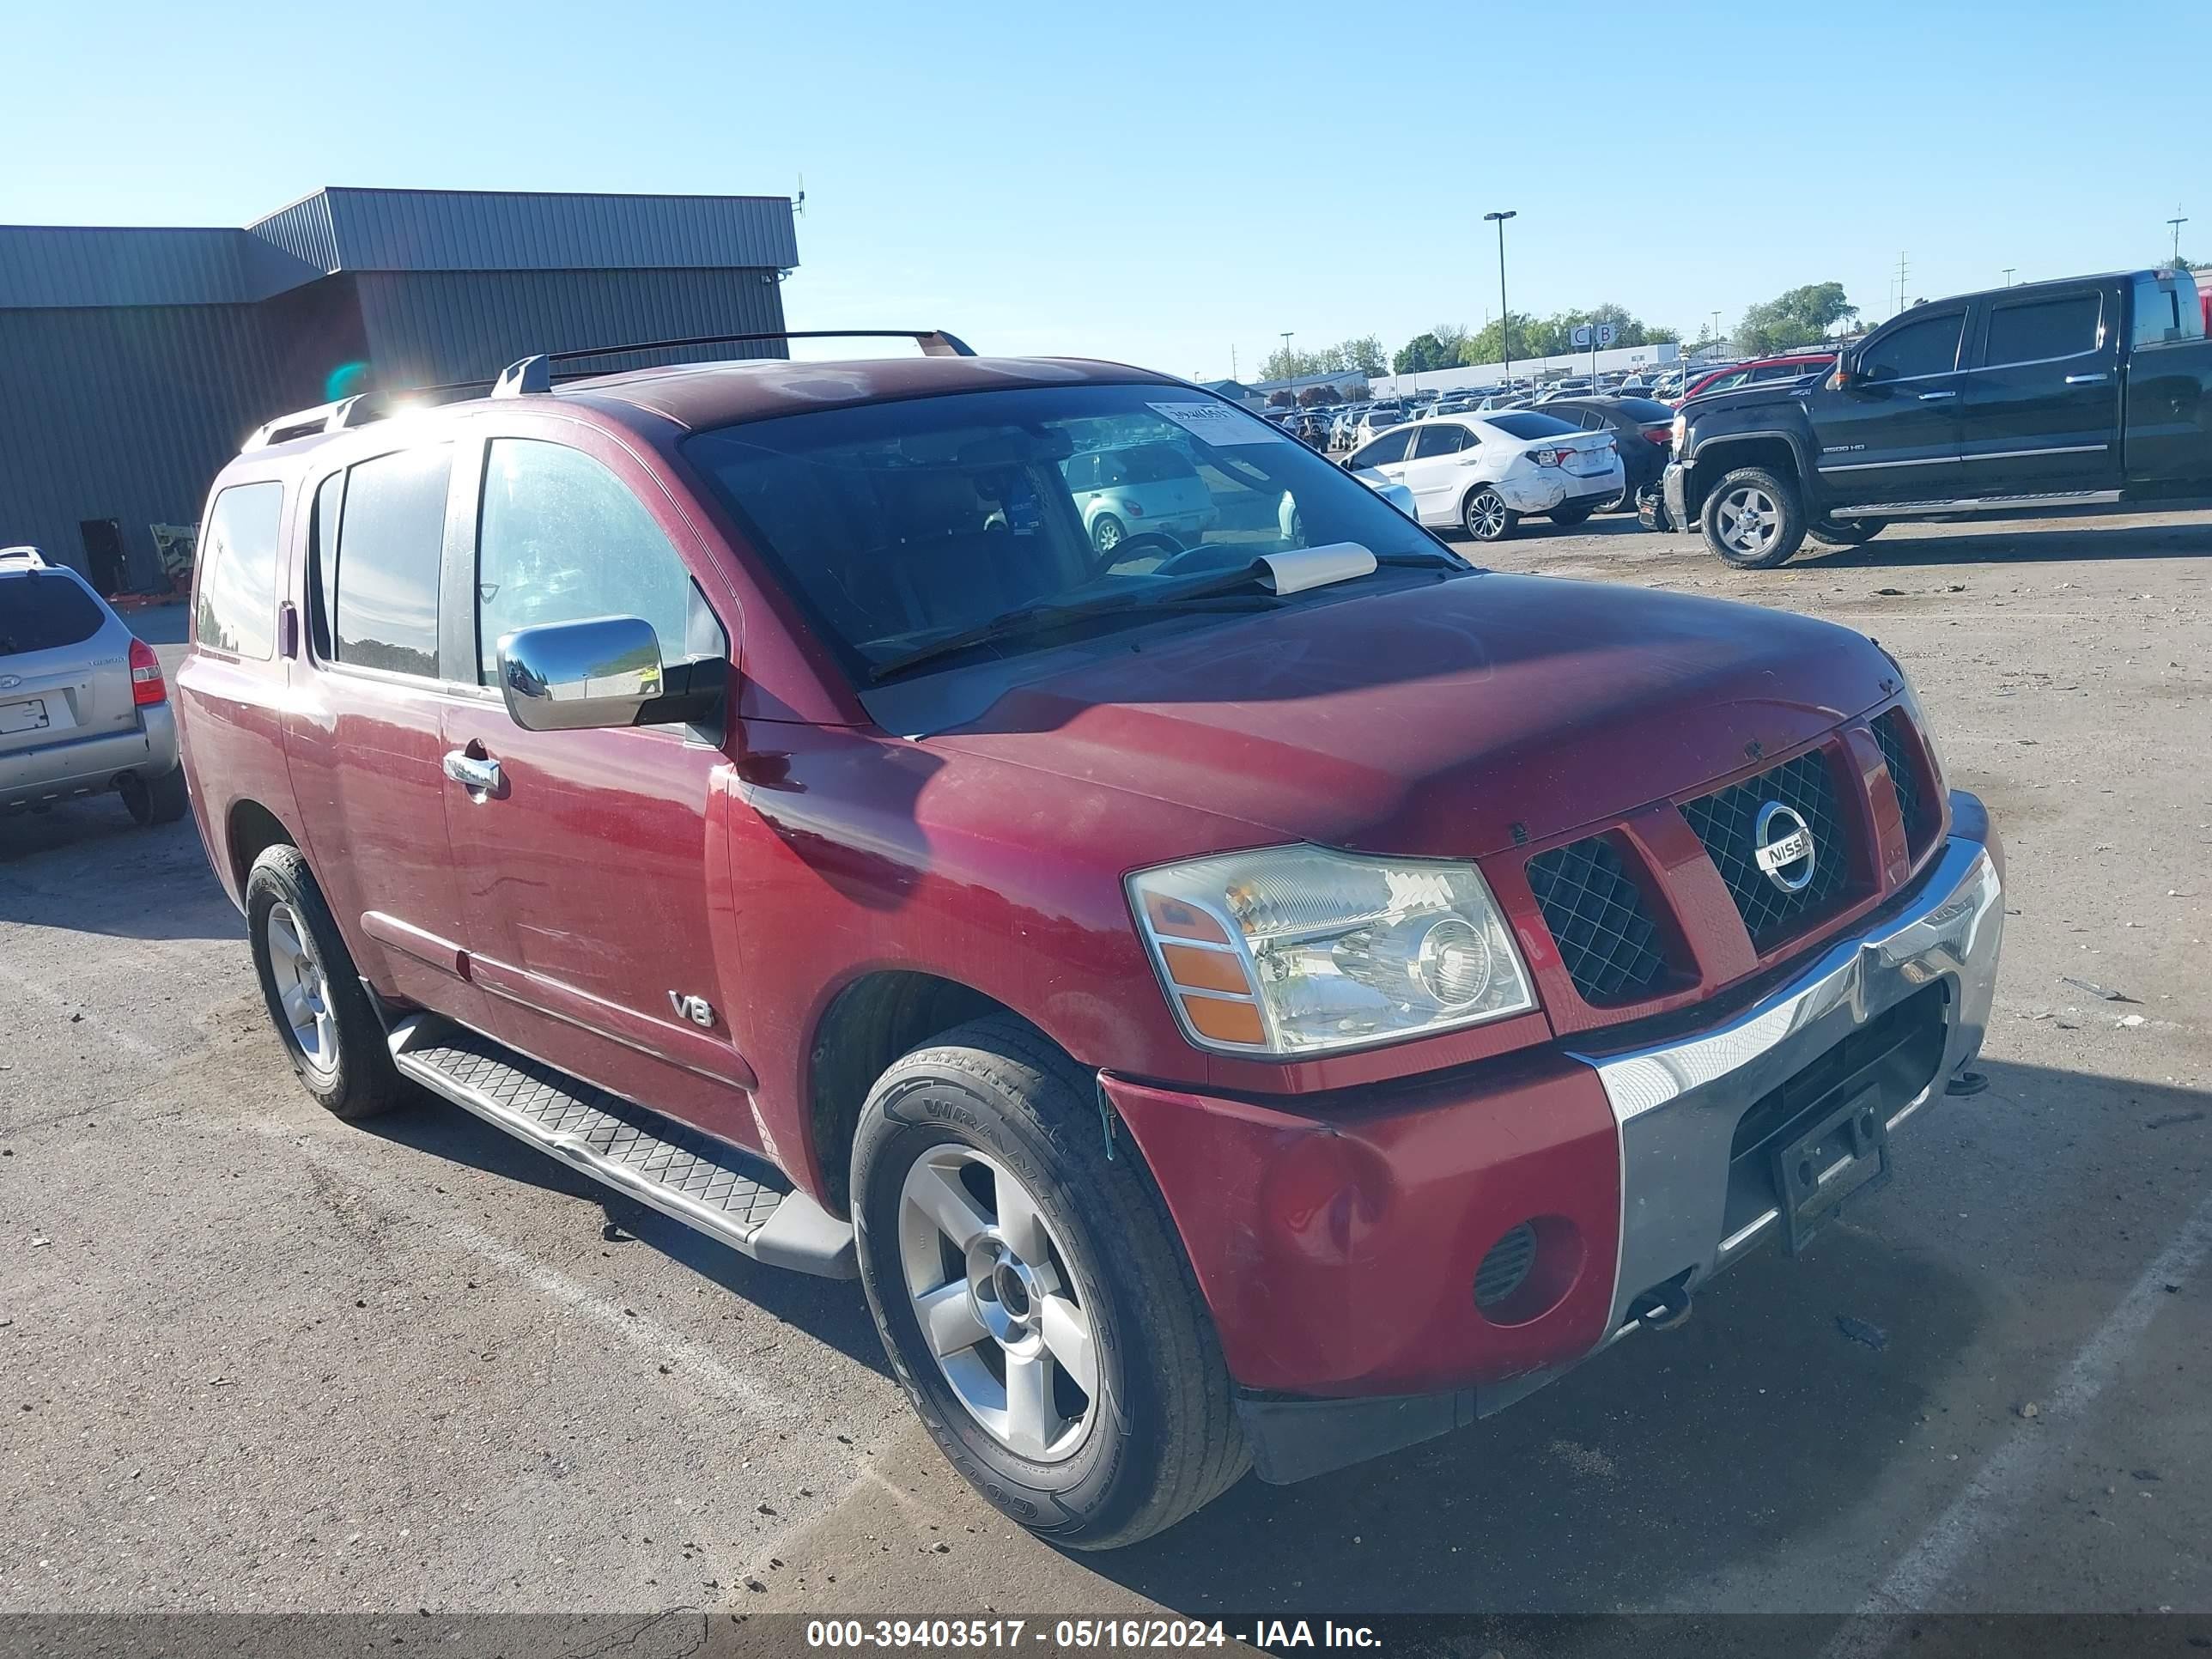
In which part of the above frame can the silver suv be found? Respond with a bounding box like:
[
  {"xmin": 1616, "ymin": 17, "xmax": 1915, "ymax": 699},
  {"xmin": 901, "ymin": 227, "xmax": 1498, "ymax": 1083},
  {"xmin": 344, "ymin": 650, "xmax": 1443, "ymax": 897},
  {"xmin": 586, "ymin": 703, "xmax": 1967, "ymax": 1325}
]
[{"xmin": 1, "ymin": 547, "xmax": 186, "ymax": 823}]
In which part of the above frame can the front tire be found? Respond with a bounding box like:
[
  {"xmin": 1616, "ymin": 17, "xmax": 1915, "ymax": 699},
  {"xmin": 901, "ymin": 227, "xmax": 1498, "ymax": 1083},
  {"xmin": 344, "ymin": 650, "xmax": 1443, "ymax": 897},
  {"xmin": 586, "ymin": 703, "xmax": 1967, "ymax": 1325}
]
[
  {"xmin": 119, "ymin": 765, "xmax": 189, "ymax": 826},
  {"xmin": 245, "ymin": 846, "xmax": 410, "ymax": 1120},
  {"xmin": 1700, "ymin": 465, "xmax": 1808, "ymax": 569},
  {"xmin": 1809, "ymin": 518, "xmax": 1885, "ymax": 547},
  {"xmin": 852, "ymin": 1015, "xmax": 1246, "ymax": 1550},
  {"xmin": 1462, "ymin": 486, "xmax": 1519, "ymax": 543}
]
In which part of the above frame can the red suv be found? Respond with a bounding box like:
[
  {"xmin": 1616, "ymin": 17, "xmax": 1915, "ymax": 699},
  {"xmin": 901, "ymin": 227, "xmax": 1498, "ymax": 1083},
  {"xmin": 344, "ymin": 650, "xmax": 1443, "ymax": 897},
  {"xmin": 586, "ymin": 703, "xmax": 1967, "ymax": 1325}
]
[{"xmin": 177, "ymin": 332, "xmax": 2004, "ymax": 1548}]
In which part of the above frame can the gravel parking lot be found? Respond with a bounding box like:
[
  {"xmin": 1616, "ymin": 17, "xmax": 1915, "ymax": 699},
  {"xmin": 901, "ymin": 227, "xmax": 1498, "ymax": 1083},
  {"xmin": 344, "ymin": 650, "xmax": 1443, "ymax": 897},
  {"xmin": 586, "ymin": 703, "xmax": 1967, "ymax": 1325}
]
[{"xmin": 3, "ymin": 513, "xmax": 2207, "ymax": 1637}]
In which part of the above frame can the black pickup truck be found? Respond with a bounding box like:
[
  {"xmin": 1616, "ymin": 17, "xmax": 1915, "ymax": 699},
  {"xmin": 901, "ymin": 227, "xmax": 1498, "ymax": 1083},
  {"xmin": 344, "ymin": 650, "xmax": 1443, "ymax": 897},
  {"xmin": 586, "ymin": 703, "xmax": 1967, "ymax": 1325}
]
[{"xmin": 1662, "ymin": 267, "xmax": 2212, "ymax": 568}]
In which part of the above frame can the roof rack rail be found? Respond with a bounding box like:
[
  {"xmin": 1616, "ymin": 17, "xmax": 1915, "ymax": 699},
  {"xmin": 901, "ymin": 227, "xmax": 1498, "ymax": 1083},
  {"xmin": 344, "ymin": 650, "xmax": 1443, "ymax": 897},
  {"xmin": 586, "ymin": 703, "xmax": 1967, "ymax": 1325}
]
[
  {"xmin": 488, "ymin": 327, "xmax": 976, "ymax": 398},
  {"xmin": 240, "ymin": 377, "xmax": 495, "ymax": 452}
]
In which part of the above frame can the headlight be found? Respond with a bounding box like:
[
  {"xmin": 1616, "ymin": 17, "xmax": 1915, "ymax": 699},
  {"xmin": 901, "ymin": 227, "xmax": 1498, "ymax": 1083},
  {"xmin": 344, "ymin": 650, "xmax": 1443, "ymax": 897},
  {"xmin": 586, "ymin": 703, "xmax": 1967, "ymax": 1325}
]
[
  {"xmin": 1127, "ymin": 846, "xmax": 1537, "ymax": 1057},
  {"xmin": 1670, "ymin": 413, "xmax": 1687, "ymax": 450}
]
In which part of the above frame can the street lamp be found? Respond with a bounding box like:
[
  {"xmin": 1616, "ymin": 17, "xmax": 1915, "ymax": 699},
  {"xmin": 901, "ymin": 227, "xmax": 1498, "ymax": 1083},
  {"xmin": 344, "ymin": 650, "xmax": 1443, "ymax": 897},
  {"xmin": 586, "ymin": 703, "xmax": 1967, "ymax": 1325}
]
[
  {"xmin": 1484, "ymin": 210, "xmax": 1516, "ymax": 390},
  {"xmin": 2002, "ymin": 267, "xmax": 2016, "ymax": 288}
]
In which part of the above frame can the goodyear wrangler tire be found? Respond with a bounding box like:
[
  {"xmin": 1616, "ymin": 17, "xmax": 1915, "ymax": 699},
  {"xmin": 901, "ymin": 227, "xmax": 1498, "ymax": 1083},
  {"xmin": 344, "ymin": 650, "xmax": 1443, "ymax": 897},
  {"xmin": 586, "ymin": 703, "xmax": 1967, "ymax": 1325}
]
[{"xmin": 851, "ymin": 1014, "xmax": 1247, "ymax": 1549}]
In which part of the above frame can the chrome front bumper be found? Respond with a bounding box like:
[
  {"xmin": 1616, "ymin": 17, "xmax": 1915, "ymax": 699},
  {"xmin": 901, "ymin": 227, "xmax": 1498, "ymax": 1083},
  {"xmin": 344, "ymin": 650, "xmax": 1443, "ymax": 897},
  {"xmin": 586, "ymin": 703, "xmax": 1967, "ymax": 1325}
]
[{"xmin": 1571, "ymin": 797, "xmax": 2004, "ymax": 1334}]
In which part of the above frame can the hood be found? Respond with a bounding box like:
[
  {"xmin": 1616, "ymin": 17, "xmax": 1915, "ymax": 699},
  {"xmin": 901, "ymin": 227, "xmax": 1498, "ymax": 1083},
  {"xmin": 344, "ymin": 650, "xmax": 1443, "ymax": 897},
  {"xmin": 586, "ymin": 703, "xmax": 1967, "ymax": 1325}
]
[{"xmin": 923, "ymin": 572, "xmax": 1900, "ymax": 860}]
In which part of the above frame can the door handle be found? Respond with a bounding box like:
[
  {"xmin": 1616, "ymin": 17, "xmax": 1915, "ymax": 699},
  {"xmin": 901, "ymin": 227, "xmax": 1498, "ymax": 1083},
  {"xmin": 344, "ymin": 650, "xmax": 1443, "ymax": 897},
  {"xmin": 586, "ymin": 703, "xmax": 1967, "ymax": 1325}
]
[
  {"xmin": 1917, "ymin": 390, "xmax": 1958, "ymax": 401},
  {"xmin": 442, "ymin": 750, "xmax": 503, "ymax": 794},
  {"xmin": 2063, "ymin": 372, "xmax": 2110, "ymax": 385}
]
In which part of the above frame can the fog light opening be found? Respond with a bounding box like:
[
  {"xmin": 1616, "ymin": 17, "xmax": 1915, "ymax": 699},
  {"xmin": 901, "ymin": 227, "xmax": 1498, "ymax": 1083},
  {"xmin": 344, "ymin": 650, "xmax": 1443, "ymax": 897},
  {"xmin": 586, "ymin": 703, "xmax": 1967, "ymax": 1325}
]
[{"xmin": 1472, "ymin": 1214, "xmax": 1585, "ymax": 1328}]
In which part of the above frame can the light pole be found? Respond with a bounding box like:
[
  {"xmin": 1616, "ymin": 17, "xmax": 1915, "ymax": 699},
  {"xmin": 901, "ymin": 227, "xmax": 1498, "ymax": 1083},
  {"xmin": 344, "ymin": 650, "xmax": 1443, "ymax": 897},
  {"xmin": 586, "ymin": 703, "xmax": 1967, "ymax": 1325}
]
[
  {"xmin": 1279, "ymin": 331, "xmax": 1294, "ymax": 405},
  {"xmin": 2002, "ymin": 267, "xmax": 2016, "ymax": 287},
  {"xmin": 1484, "ymin": 210, "xmax": 1516, "ymax": 390},
  {"xmin": 1711, "ymin": 310, "xmax": 1722, "ymax": 361},
  {"xmin": 2169, "ymin": 208, "xmax": 2189, "ymax": 266}
]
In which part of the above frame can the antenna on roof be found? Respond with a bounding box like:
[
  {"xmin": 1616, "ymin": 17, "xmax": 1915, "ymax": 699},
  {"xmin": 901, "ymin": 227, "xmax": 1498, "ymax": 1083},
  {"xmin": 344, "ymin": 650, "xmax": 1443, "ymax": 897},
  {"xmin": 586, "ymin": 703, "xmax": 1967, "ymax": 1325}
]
[{"xmin": 794, "ymin": 173, "xmax": 806, "ymax": 217}]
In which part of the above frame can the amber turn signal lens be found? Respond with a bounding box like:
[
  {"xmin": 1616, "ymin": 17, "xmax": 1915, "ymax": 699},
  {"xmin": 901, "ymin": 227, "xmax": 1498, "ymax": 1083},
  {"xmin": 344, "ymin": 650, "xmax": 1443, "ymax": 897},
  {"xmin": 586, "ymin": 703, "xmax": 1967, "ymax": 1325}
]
[
  {"xmin": 1180, "ymin": 995, "xmax": 1266, "ymax": 1047},
  {"xmin": 1158, "ymin": 944, "xmax": 1252, "ymax": 994},
  {"xmin": 1143, "ymin": 891, "xmax": 1231, "ymax": 945}
]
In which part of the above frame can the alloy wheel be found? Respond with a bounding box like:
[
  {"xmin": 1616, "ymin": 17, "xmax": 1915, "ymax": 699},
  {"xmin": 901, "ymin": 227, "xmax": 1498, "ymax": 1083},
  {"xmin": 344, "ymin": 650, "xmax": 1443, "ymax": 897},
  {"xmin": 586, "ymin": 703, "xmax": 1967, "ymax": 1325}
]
[
  {"xmin": 1467, "ymin": 489, "xmax": 1509, "ymax": 540},
  {"xmin": 265, "ymin": 901, "xmax": 337, "ymax": 1079},
  {"xmin": 896, "ymin": 1144, "xmax": 1098, "ymax": 1462},
  {"xmin": 1715, "ymin": 485, "xmax": 1782, "ymax": 557}
]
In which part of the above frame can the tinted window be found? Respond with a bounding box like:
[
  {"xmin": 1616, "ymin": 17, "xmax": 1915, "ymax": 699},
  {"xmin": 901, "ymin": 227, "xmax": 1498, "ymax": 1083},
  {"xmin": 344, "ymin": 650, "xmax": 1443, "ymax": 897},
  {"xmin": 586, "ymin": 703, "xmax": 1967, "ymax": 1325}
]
[
  {"xmin": 1617, "ymin": 398, "xmax": 1676, "ymax": 422},
  {"xmin": 1, "ymin": 573, "xmax": 105, "ymax": 658},
  {"xmin": 331, "ymin": 445, "xmax": 451, "ymax": 678},
  {"xmin": 194, "ymin": 481, "xmax": 283, "ymax": 659},
  {"xmin": 1411, "ymin": 423, "xmax": 1471, "ymax": 459},
  {"xmin": 1861, "ymin": 312, "xmax": 1963, "ymax": 380},
  {"xmin": 475, "ymin": 440, "xmax": 720, "ymax": 684},
  {"xmin": 309, "ymin": 471, "xmax": 344, "ymax": 658},
  {"xmin": 1484, "ymin": 412, "xmax": 1579, "ymax": 441},
  {"xmin": 1703, "ymin": 370, "xmax": 1750, "ymax": 393},
  {"xmin": 1118, "ymin": 444, "xmax": 1200, "ymax": 483},
  {"xmin": 2130, "ymin": 274, "xmax": 2203, "ymax": 346},
  {"xmin": 1984, "ymin": 293, "xmax": 2102, "ymax": 365},
  {"xmin": 1350, "ymin": 428, "xmax": 1413, "ymax": 467}
]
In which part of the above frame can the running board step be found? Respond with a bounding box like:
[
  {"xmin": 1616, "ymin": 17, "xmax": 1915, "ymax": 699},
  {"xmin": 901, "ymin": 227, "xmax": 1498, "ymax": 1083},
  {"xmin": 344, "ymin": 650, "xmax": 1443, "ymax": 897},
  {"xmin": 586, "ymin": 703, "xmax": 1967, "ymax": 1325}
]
[
  {"xmin": 389, "ymin": 1015, "xmax": 855, "ymax": 1279},
  {"xmin": 1831, "ymin": 489, "xmax": 2122, "ymax": 519}
]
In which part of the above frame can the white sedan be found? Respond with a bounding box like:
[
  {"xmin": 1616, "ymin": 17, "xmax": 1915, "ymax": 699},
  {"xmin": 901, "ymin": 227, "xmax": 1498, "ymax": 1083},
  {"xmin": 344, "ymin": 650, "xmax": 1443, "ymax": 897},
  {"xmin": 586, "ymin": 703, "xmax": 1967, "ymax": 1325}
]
[{"xmin": 1340, "ymin": 411, "xmax": 1622, "ymax": 542}]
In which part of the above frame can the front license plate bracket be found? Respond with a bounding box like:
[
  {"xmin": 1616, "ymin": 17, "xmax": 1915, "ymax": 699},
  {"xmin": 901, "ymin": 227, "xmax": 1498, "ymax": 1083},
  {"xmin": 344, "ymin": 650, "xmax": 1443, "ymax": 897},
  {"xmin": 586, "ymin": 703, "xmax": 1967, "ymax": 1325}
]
[{"xmin": 1772, "ymin": 1084, "xmax": 1892, "ymax": 1255}]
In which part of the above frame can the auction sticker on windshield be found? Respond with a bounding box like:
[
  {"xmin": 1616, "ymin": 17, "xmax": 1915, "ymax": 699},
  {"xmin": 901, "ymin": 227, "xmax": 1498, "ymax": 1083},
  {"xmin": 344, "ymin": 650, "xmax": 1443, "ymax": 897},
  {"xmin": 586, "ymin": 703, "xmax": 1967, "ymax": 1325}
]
[{"xmin": 1146, "ymin": 401, "xmax": 1287, "ymax": 445}]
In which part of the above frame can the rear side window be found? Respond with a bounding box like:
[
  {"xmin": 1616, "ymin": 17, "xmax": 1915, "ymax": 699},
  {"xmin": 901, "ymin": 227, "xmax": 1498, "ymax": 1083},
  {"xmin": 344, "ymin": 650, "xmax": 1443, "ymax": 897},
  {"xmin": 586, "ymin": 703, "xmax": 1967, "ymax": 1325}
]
[
  {"xmin": 1484, "ymin": 412, "xmax": 1579, "ymax": 441},
  {"xmin": 1, "ymin": 572, "xmax": 106, "ymax": 658},
  {"xmin": 1861, "ymin": 311, "xmax": 1964, "ymax": 381},
  {"xmin": 1411, "ymin": 423, "xmax": 1471, "ymax": 459},
  {"xmin": 1984, "ymin": 293, "xmax": 2102, "ymax": 366},
  {"xmin": 194, "ymin": 482, "xmax": 283, "ymax": 659},
  {"xmin": 1349, "ymin": 429, "xmax": 1413, "ymax": 468},
  {"xmin": 474, "ymin": 439, "xmax": 720, "ymax": 684},
  {"xmin": 2130, "ymin": 274, "xmax": 2204, "ymax": 347},
  {"xmin": 330, "ymin": 445, "xmax": 452, "ymax": 678}
]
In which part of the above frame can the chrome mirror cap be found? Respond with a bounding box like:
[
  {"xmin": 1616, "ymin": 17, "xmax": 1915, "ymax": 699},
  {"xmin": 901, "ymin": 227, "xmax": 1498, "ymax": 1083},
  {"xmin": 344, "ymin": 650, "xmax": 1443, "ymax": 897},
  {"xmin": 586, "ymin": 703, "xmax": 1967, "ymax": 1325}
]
[{"xmin": 496, "ymin": 615, "xmax": 664, "ymax": 732}]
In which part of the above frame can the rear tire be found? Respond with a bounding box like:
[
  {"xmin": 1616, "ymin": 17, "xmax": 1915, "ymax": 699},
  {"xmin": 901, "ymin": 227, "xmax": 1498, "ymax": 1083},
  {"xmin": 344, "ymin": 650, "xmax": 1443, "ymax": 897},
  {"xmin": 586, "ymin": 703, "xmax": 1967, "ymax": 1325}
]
[
  {"xmin": 1462, "ymin": 486, "xmax": 1518, "ymax": 543},
  {"xmin": 245, "ymin": 846, "xmax": 409, "ymax": 1120},
  {"xmin": 852, "ymin": 1014, "xmax": 1247, "ymax": 1550},
  {"xmin": 1808, "ymin": 518, "xmax": 1885, "ymax": 547},
  {"xmin": 1091, "ymin": 514, "xmax": 1127, "ymax": 556},
  {"xmin": 1547, "ymin": 502, "xmax": 1596, "ymax": 527},
  {"xmin": 119, "ymin": 765, "xmax": 189, "ymax": 826},
  {"xmin": 1699, "ymin": 465, "xmax": 1808, "ymax": 569}
]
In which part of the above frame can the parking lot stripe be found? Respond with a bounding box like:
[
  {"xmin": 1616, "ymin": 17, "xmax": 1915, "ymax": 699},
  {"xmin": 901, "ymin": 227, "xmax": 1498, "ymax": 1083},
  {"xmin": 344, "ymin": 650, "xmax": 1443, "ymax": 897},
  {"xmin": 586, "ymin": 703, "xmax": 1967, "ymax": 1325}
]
[
  {"xmin": 1823, "ymin": 1184, "xmax": 2212, "ymax": 1651},
  {"xmin": 286, "ymin": 1140, "xmax": 807, "ymax": 1427}
]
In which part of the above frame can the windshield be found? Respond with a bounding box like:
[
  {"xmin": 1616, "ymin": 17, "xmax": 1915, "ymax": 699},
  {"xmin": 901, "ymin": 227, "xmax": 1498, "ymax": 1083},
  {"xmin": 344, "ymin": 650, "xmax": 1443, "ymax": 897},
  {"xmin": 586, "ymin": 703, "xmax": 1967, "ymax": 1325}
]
[
  {"xmin": 684, "ymin": 381, "xmax": 1449, "ymax": 681},
  {"xmin": 1616, "ymin": 397, "xmax": 1676, "ymax": 422},
  {"xmin": 1484, "ymin": 411, "xmax": 1581, "ymax": 441}
]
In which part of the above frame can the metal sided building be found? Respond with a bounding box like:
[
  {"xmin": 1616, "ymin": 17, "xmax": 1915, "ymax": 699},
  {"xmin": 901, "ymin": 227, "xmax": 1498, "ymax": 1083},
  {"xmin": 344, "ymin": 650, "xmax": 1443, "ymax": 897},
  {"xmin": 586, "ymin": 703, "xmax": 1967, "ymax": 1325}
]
[{"xmin": 0, "ymin": 186, "xmax": 799, "ymax": 593}]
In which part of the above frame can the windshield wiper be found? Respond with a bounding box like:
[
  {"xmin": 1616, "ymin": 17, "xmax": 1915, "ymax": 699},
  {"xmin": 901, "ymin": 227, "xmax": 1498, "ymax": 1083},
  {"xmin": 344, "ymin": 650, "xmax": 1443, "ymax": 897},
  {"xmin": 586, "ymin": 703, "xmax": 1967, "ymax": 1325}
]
[
  {"xmin": 865, "ymin": 548, "xmax": 1466, "ymax": 683},
  {"xmin": 866, "ymin": 562, "xmax": 1285, "ymax": 683}
]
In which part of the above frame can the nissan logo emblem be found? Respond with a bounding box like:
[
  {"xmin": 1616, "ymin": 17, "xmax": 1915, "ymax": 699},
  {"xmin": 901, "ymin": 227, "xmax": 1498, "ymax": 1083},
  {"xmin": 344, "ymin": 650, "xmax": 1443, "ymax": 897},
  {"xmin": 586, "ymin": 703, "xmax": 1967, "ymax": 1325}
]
[{"xmin": 1753, "ymin": 801, "xmax": 1817, "ymax": 893}]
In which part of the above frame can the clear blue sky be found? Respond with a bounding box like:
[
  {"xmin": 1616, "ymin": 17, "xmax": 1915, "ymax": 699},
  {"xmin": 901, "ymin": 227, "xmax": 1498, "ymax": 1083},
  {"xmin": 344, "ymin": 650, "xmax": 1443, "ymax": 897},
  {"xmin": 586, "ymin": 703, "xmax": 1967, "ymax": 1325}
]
[{"xmin": 7, "ymin": 0, "xmax": 2206, "ymax": 377}]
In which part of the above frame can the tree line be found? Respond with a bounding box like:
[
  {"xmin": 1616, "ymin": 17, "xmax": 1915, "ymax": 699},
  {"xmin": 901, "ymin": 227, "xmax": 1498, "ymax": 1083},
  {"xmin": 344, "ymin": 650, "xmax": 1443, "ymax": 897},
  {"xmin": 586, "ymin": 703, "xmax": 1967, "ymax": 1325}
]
[{"xmin": 1251, "ymin": 282, "xmax": 1866, "ymax": 391}]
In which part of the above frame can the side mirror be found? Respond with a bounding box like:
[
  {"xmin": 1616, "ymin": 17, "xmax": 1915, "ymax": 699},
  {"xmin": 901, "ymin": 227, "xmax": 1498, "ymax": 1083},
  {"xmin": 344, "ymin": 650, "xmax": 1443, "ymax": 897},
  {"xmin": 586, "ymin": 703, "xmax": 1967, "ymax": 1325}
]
[
  {"xmin": 497, "ymin": 615, "xmax": 669, "ymax": 732},
  {"xmin": 1829, "ymin": 353, "xmax": 1859, "ymax": 391}
]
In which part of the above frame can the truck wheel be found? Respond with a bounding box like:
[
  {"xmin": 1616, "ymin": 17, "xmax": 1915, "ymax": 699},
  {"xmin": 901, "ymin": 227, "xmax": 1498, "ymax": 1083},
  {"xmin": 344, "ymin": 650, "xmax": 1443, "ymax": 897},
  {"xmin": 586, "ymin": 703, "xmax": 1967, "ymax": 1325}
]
[
  {"xmin": 118, "ymin": 764, "xmax": 189, "ymax": 826},
  {"xmin": 245, "ymin": 846, "xmax": 410, "ymax": 1120},
  {"xmin": 1462, "ymin": 486, "xmax": 1518, "ymax": 542},
  {"xmin": 852, "ymin": 1014, "xmax": 1247, "ymax": 1550},
  {"xmin": 1808, "ymin": 519, "xmax": 1885, "ymax": 547},
  {"xmin": 1701, "ymin": 467, "xmax": 1808, "ymax": 569}
]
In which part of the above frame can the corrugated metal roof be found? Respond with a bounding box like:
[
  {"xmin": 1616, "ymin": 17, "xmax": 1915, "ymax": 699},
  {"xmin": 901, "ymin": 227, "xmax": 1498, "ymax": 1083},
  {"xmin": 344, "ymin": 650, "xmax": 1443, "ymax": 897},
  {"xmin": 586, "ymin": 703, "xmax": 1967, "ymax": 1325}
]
[
  {"xmin": 295, "ymin": 187, "xmax": 800, "ymax": 276},
  {"xmin": 0, "ymin": 226, "xmax": 321, "ymax": 309},
  {"xmin": 3, "ymin": 188, "xmax": 799, "ymax": 310}
]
